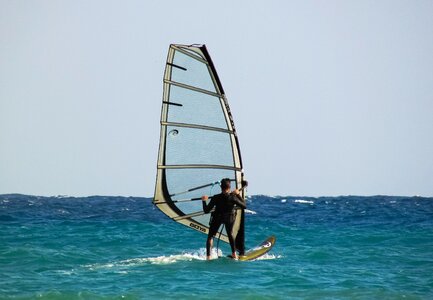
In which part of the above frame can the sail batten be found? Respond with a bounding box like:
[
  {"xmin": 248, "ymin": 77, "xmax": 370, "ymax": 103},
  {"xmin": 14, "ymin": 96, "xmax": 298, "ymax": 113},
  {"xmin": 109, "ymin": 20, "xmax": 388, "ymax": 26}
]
[
  {"xmin": 158, "ymin": 164, "xmax": 242, "ymax": 171},
  {"xmin": 154, "ymin": 44, "xmax": 245, "ymax": 247},
  {"xmin": 173, "ymin": 210, "xmax": 212, "ymax": 221},
  {"xmin": 166, "ymin": 62, "xmax": 187, "ymax": 71},
  {"xmin": 162, "ymin": 101, "xmax": 183, "ymax": 107},
  {"xmin": 161, "ymin": 121, "xmax": 234, "ymax": 134},
  {"xmin": 164, "ymin": 79, "xmax": 222, "ymax": 97}
]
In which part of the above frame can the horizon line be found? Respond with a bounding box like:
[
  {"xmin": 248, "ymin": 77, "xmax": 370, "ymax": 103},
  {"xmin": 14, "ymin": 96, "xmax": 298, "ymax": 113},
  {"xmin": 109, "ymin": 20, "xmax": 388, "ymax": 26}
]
[{"xmin": 0, "ymin": 193, "xmax": 431, "ymax": 199}]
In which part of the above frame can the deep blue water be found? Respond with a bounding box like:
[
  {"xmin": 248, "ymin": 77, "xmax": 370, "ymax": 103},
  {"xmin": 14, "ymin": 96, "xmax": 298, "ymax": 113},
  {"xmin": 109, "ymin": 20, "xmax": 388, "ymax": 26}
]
[{"xmin": 1, "ymin": 194, "xmax": 433, "ymax": 299}]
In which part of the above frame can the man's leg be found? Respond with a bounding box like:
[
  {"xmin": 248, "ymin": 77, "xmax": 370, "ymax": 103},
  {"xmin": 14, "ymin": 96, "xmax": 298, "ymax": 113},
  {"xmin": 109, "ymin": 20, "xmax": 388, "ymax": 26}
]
[
  {"xmin": 206, "ymin": 236, "xmax": 213, "ymax": 260},
  {"xmin": 206, "ymin": 218, "xmax": 221, "ymax": 260},
  {"xmin": 224, "ymin": 220, "xmax": 237, "ymax": 259}
]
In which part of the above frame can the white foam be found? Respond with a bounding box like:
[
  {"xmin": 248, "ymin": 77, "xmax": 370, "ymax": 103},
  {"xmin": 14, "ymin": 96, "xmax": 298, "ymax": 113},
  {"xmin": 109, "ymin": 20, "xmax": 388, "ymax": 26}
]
[
  {"xmin": 84, "ymin": 248, "xmax": 222, "ymax": 268},
  {"xmin": 128, "ymin": 253, "xmax": 205, "ymax": 265},
  {"xmin": 245, "ymin": 209, "xmax": 257, "ymax": 215},
  {"xmin": 294, "ymin": 199, "xmax": 314, "ymax": 204},
  {"xmin": 281, "ymin": 199, "xmax": 287, "ymax": 203},
  {"xmin": 84, "ymin": 248, "xmax": 281, "ymax": 268},
  {"xmin": 254, "ymin": 253, "xmax": 282, "ymax": 260}
]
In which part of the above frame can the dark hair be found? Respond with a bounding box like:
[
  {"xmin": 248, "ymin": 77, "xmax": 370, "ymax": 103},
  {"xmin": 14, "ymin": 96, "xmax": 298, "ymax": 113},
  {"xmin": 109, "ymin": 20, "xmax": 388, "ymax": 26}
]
[{"xmin": 220, "ymin": 178, "xmax": 231, "ymax": 190}]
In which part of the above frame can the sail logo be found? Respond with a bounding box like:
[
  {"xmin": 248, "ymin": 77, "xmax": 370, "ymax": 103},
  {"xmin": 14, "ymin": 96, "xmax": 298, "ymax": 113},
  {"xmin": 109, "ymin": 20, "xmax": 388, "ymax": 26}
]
[{"xmin": 190, "ymin": 222, "xmax": 206, "ymax": 233}]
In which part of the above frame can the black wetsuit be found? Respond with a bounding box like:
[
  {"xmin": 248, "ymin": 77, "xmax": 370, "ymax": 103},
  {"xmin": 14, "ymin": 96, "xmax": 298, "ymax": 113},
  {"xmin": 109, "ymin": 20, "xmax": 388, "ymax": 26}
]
[{"xmin": 202, "ymin": 192, "xmax": 246, "ymax": 256}]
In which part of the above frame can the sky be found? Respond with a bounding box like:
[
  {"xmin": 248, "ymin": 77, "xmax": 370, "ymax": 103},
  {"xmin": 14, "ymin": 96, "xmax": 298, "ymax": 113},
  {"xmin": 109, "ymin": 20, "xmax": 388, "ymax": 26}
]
[{"xmin": 1, "ymin": 0, "xmax": 432, "ymax": 197}]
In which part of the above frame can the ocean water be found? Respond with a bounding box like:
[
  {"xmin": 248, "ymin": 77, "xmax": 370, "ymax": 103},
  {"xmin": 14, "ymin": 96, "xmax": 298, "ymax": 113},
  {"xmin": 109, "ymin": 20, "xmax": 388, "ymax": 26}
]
[{"xmin": 1, "ymin": 194, "xmax": 432, "ymax": 299}]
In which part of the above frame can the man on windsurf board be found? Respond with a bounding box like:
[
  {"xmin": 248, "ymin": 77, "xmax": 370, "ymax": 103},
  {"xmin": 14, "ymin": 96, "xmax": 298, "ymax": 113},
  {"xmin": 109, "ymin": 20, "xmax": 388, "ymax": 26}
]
[{"xmin": 201, "ymin": 178, "xmax": 247, "ymax": 260}]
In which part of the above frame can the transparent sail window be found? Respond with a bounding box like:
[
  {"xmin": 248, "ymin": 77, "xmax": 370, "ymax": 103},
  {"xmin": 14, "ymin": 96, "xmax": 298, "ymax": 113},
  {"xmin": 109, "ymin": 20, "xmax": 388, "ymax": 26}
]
[
  {"xmin": 167, "ymin": 85, "xmax": 227, "ymax": 129},
  {"xmin": 165, "ymin": 126, "xmax": 234, "ymax": 167},
  {"xmin": 171, "ymin": 50, "xmax": 216, "ymax": 92}
]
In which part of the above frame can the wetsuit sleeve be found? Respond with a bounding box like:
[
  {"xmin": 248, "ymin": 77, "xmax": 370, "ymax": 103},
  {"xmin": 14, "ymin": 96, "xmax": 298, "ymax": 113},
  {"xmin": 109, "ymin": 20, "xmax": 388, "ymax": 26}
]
[
  {"xmin": 230, "ymin": 194, "xmax": 247, "ymax": 209},
  {"xmin": 202, "ymin": 197, "xmax": 216, "ymax": 213}
]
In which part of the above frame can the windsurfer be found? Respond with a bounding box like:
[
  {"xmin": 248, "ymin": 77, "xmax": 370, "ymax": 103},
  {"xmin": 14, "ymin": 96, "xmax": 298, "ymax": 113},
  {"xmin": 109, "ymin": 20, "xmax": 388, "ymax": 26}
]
[{"xmin": 201, "ymin": 178, "xmax": 246, "ymax": 260}]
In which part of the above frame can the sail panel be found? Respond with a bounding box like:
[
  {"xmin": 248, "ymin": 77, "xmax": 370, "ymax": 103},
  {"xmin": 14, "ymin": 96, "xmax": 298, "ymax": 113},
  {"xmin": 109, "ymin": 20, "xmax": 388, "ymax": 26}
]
[
  {"xmin": 171, "ymin": 50, "xmax": 216, "ymax": 92},
  {"xmin": 167, "ymin": 85, "xmax": 227, "ymax": 129},
  {"xmin": 165, "ymin": 126, "xmax": 234, "ymax": 167}
]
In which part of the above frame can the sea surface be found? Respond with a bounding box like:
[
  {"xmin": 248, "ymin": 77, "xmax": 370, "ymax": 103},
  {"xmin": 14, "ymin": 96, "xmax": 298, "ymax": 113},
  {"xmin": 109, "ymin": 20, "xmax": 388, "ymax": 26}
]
[{"xmin": 1, "ymin": 194, "xmax": 432, "ymax": 299}]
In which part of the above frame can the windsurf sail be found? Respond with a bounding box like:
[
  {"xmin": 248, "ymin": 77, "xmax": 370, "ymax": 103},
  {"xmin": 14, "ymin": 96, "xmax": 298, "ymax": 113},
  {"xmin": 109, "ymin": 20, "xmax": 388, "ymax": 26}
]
[{"xmin": 153, "ymin": 44, "xmax": 245, "ymax": 252}]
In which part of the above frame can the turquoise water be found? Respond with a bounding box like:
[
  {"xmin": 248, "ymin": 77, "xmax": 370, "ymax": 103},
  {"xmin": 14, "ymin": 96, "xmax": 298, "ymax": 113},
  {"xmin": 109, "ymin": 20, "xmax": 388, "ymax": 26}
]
[{"xmin": 1, "ymin": 194, "xmax": 433, "ymax": 299}]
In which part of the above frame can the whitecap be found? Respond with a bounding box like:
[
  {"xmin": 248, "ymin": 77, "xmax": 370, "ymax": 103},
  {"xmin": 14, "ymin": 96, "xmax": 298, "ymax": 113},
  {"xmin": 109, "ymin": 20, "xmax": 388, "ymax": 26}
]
[
  {"xmin": 254, "ymin": 253, "xmax": 282, "ymax": 260},
  {"xmin": 281, "ymin": 199, "xmax": 287, "ymax": 203},
  {"xmin": 245, "ymin": 209, "xmax": 257, "ymax": 215},
  {"xmin": 294, "ymin": 199, "xmax": 314, "ymax": 204}
]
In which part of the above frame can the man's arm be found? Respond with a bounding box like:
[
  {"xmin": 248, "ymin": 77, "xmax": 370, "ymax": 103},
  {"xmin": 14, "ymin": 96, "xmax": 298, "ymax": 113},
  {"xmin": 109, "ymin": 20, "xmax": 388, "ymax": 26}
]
[
  {"xmin": 202, "ymin": 195, "xmax": 216, "ymax": 213},
  {"xmin": 230, "ymin": 190, "xmax": 247, "ymax": 209}
]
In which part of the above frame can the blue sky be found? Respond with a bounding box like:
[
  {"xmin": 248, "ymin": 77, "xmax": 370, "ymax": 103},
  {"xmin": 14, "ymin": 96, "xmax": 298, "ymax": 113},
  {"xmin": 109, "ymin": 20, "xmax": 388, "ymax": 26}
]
[{"xmin": 1, "ymin": 0, "xmax": 432, "ymax": 197}]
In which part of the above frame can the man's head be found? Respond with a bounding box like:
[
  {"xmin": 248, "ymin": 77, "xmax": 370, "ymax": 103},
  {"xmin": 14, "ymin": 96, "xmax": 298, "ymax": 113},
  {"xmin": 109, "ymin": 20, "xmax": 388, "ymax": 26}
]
[{"xmin": 220, "ymin": 178, "xmax": 231, "ymax": 192}]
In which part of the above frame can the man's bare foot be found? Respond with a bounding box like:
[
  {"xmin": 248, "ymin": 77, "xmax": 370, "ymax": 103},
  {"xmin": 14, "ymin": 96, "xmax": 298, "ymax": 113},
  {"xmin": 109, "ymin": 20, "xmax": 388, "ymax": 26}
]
[
  {"xmin": 206, "ymin": 256, "xmax": 211, "ymax": 260},
  {"xmin": 231, "ymin": 253, "xmax": 238, "ymax": 260}
]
